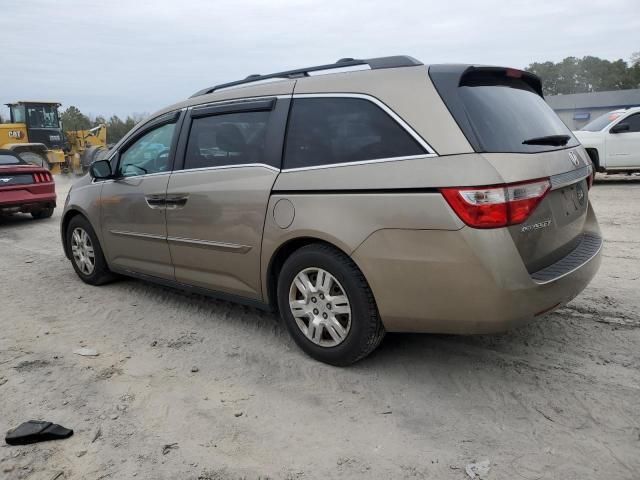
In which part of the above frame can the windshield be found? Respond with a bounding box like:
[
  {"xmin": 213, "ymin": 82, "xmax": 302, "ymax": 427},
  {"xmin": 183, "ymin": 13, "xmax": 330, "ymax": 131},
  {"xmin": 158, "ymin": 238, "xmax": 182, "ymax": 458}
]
[
  {"xmin": 25, "ymin": 105, "xmax": 59, "ymax": 129},
  {"xmin": 580, "ymin": 111, "xmax": 624, "ymax": 132},
  {"xmin": 0, "ymin": 153, "xmax": 25, "ymax": 165},
  {"xmin": 458, "ymin": 83, "xmax": 578, "ymax": 153}
]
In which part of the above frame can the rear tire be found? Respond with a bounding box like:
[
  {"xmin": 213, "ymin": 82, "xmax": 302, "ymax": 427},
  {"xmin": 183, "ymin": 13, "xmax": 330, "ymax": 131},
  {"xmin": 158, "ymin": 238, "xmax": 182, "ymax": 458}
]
[
  {"xmin": 66, "ymin": 215, "xmax": 115, "ymax": 285},
  {"xmin": 277, "ymin": 243, "xmax": 385, "ymax": 366},
  {"xmin": 31, "ymin": 207, "xmax": 54, "ymax": 219}
]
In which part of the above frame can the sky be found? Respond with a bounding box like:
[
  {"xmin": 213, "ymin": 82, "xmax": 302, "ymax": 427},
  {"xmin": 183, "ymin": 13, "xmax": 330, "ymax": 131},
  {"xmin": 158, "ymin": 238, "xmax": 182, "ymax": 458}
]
[{"xmin": 1, "ymin": 0, "xmax": 639, "ymax": 119}]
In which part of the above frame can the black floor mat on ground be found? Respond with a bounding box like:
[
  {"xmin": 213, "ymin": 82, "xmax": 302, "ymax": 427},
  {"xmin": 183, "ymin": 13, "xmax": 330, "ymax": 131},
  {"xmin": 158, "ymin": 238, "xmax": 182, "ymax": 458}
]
[{"xmin": 5, "ymin": 420, "xmax": 73, "ymax": 445}]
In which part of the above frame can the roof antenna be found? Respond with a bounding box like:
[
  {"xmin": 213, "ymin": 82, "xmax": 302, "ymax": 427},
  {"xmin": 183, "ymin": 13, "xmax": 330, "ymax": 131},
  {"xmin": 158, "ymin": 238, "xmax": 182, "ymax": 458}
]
[{"xmin": 336, "ymin": 58, "xmax": 356, "ymax": 64}]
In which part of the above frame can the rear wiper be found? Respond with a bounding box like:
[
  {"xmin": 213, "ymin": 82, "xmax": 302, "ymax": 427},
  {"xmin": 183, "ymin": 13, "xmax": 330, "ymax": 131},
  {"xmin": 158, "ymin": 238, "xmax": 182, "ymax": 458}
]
[{"xmin": 522, "ymin": 134, "xmax": 571, "ymax": 146}]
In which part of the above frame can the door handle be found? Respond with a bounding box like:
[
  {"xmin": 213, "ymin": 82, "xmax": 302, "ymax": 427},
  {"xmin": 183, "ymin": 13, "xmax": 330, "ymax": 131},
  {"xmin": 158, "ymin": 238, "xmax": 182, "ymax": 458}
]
[
  {"xmin": 145, "ymin": 194, "xmax": 166, "ymax": 209},
  {"xmin": 165, "ymin": 194, "xmax": 189, "ymax": 210}
]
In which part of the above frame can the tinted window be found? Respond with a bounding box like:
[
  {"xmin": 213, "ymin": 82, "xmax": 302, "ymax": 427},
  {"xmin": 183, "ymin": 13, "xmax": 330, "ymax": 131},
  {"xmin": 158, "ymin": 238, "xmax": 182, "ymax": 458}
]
[
  {"xmin": 430, "ymin": 69, "xmax": 579, "ymax": 153},
  {"xmin": 0, "ymin": 153, "xmax": 24, "ymax": 165},
  {"xmin": 622, "ymin": 113, "xmax": 640, "ymax": 133},
  {"xmin": 458, "ymin": 83, "xmax": 579, "ymax": 153},
  {"xmin": 184, "ymin": 111, "xmax": 270, "ymax": 170},
  {"xmin": 580, "ymin": 111, "xmax": 624, "ymax": 132},
  {"xmin": 283, "ymin": 98, "xmax": 425, "ymax": 169},
  {"xmin": 119, "ymin": 122, "xmax": 176, "ymax": 177}
]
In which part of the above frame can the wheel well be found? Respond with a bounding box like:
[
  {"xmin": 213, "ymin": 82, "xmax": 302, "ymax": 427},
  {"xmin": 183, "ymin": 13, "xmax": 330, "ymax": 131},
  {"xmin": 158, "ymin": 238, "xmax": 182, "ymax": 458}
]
[
  {"xmin": 266, "ymin": 237, "xmax": 349, "ymax": 312},
  {"xmin": 585, "ymin": 148, "xmax": 602, "ymax": 172},
  {"xmin": 61, "ymin": 210, "xmax": 83, "ymax": 258}
]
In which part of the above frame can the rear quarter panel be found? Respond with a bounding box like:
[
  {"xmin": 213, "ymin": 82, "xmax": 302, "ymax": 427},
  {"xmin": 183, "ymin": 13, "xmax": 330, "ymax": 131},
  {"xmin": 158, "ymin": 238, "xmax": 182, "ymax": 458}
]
[{"xmin": 262, "ymin": 153, "xmax": 506, "ymax": 303}]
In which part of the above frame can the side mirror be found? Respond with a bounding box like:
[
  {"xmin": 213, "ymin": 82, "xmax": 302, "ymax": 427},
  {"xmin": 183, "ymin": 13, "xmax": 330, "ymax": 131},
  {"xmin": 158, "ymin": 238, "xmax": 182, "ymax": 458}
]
[
  {"xmin": 89, "ymin": 159, "xmax": 113, "ymax": 179},
  {"xmin": 610, "ymin": 122, "xmax": 630, "ymax": 134}
]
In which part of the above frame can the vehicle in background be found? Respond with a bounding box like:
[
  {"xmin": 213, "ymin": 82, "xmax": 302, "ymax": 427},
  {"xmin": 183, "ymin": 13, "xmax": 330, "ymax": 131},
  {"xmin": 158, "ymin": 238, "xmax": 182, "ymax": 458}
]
[
  {"xmin": 573, "ymin": 107, "xmax": 640, "ymax": 174},
  {"xmin": 1, "ymin": 101, "xmax": 108, "ymax": 174},
  {"xmin": 0, "ymin": 149, "xmax": 56, "ymax": 219},
  {"xmin": 61, "ymin": 56, "xmax": 601, "ymax": 365}
]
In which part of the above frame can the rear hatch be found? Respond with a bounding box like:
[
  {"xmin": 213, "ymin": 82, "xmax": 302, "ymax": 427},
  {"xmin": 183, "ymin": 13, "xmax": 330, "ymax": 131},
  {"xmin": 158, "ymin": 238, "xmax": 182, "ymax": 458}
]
[{"xmin": 430, "ymin": 65, "xmax": 593, "ymax": 273}]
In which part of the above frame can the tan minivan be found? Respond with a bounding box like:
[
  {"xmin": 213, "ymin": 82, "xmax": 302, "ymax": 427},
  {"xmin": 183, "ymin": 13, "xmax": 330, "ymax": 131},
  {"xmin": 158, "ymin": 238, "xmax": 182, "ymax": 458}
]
[{"xmin": 61, "ymin": 56, "xmax": 602, "ymax": 365}]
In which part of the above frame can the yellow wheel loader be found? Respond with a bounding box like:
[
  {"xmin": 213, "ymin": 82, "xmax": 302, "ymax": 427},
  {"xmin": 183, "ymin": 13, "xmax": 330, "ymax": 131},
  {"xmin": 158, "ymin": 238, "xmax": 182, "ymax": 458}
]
[{"xmin": 1, "ymin": 101, "xmax": 108, "ymax": 174}]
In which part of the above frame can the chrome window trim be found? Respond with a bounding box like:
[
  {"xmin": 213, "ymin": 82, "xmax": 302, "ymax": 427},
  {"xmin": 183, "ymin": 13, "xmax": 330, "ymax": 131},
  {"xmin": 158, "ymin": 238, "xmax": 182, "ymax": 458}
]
[
  {"xmin": 280, "ymin": 154, "xmax": 436, "ymax": 173},
  {"xmin": 94, "ymin": 170, "xmax": 173, "ymax": 184},
  {"xmin": 170, "ymin": 163, "xmax": 280, "ymax": 175},
  {"xmin": 286, "ymin": 92, "xmax": 437, "ymax": 155},
  {"xmin": 103, "ymin": 93, "xmax": 439, "ymax": 176}
]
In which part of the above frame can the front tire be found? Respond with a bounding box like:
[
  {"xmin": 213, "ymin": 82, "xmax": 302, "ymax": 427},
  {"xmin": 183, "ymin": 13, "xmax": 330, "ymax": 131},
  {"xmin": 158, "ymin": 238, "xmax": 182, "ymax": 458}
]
[
  {"xmin": 66, "ymin": 215, "xmax": 115, "ymax": 285},
  {"xmin": 277, "ymin": 244, "xmax": 384, "ymax": 366}
]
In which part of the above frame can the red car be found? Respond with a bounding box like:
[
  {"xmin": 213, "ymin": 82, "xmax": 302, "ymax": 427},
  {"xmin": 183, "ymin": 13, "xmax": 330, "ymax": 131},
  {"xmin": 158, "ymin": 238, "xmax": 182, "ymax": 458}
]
[{"xmin": 0, "ymin": 149, "xmax": 56, "ymax": 219}]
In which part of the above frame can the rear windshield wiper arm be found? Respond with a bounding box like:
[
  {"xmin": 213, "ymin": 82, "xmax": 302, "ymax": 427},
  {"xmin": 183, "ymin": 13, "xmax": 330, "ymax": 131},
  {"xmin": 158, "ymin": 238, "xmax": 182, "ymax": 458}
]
[{"xmin": 522, "ymin": 134, "xmax": 571, "ymax": 146}]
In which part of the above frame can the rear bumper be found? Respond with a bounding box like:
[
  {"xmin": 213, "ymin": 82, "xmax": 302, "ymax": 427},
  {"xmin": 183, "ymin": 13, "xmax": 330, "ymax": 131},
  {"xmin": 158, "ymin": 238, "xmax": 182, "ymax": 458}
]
[
  {"xmin": 352, "ymin": 203, "xmax": 601, "ymax": 334},
  {"xmin": 0, "ymin": 189, "xmax": 56, "ymax": 213}
]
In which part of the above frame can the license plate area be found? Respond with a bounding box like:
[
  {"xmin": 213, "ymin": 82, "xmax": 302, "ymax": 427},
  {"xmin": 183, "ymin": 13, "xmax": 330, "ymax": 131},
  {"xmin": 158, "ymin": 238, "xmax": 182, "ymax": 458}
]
[{"xmin": 557, "ymin": 179, "xmax": 588, "ymax": 220}]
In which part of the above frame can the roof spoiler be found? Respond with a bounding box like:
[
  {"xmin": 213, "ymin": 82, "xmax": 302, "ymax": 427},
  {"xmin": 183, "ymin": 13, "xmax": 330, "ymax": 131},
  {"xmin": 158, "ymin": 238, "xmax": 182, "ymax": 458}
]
[{"xmin": 459, "ymin": 66, "xmax": 544, "ymax": 97}]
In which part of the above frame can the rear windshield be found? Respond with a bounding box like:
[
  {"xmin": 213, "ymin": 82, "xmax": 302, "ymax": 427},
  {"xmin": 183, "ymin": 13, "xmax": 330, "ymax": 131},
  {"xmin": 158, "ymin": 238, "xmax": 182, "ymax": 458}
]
[
  {"xmin": 0, "ymin": 153, "xmax": 24, "ymax": 165},
  {"xmin": 580, "ymin": 111, "xmax": 624, "ymax": 132},
  {"xmin": 430, "ymin": 67, "xmax": 579, "ymax": 154}
]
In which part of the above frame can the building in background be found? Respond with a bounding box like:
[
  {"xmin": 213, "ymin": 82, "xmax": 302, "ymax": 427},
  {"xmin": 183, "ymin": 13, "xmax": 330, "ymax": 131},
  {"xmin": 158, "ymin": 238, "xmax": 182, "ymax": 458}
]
[{"xmin": 546, "ymin": 89, "xmax": 640, "ymax": 130}]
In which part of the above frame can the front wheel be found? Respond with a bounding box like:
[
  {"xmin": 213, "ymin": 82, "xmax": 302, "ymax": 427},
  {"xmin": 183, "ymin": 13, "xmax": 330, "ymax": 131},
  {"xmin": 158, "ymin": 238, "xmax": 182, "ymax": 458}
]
[
  {"xmin": 277, "ymin": 244, "xmax": 385, "ymax": 366},
  {"xmin": 66, "ymin": 215, "xmax": 115, "ymax": 285}
]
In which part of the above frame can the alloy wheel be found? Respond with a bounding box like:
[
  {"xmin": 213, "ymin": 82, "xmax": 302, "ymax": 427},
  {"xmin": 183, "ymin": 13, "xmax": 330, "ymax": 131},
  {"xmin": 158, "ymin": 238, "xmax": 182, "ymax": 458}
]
[
  {"xmin": 288, "ymin": 267, "xmax": 352, "ymax": 347},
  {"xmin": 71, "ymin": 227, "xmax": 95, "ymax": 275}
]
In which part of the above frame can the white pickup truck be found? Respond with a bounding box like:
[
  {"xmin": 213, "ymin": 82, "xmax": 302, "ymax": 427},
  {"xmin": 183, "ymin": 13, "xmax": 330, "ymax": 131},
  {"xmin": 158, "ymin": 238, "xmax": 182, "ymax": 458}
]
[{"xmin": 573, "ymin": 107, "xmax": 640, "ymax": 174}]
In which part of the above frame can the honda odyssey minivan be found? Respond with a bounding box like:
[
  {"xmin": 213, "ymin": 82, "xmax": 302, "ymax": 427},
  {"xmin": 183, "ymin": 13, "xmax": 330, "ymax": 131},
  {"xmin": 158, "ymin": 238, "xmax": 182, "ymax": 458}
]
[{"xmin": 61, "ymin": 56, "xmax": 602, "ymax": 365}]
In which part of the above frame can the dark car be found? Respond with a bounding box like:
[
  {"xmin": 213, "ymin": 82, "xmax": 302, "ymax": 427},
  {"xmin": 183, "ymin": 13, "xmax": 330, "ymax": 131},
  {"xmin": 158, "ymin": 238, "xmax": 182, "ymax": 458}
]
[{"xmin": 0, "ymin": 149, "xmax": 56, "ymax": 219}]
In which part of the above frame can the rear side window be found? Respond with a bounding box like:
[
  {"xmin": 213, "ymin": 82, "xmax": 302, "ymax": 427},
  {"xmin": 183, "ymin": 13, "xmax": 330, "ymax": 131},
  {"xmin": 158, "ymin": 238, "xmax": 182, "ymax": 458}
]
[
  {"xmin": 283, "ymin": 98, "xmax": 425, "ymax": 169},
  {"xmin": 185, "ymin": 111, "xmax": 270, "ymax": 170}
]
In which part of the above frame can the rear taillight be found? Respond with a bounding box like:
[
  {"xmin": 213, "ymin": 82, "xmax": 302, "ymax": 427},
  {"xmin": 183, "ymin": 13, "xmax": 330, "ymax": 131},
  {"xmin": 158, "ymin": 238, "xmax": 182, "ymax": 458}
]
[
  {"xmin": 32, "ymin": 172, "xmax": 52, "ymax": 183},
  {"xmin": 440, "ymin": 178, "xmax": 551, "ymax": 229}
]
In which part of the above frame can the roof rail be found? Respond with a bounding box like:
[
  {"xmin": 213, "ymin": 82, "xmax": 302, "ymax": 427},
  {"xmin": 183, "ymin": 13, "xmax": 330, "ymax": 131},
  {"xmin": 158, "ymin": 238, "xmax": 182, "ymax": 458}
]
[{"xmin": 190, "ymin": 55, "xmax": 422, "ymax": 98}]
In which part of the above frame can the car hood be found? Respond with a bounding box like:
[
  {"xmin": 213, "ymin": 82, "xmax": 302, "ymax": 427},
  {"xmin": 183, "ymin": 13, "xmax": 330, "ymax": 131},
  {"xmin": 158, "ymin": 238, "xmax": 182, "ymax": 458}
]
[{"xmin": 572, "ymin": 130, "xmax": 602, "ymax": 146}]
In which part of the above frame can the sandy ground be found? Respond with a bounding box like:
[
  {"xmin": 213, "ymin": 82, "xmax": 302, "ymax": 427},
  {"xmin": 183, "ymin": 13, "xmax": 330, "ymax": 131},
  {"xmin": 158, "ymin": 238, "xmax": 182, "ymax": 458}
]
[{"xmin": 0, "ymin": 174, "xmax": 639, "ymax": 480}]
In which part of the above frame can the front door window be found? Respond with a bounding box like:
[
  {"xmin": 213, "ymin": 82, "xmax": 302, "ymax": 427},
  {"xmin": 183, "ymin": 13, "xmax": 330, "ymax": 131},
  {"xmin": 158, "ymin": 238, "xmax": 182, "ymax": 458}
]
[{"xmin": 118, "ymin": 122, "xmax": 176, "ymax": 177}]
